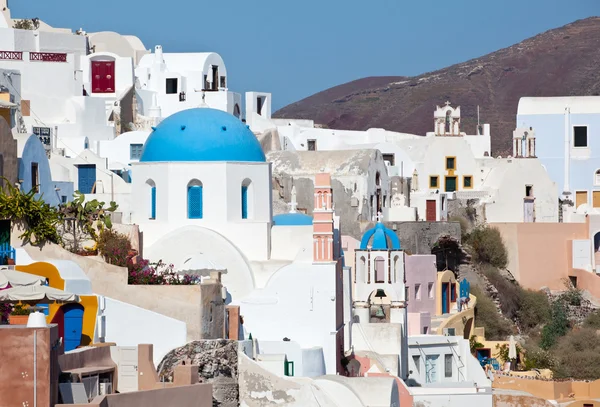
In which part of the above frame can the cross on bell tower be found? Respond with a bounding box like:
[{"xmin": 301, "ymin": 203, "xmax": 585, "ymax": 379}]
[{"xmin": 288, "ymin": 186, "xmax": 298, "ymax": 214}]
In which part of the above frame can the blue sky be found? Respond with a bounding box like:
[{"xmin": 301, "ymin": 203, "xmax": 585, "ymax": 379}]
[{"xmin": 11, "ymin": 0, "xmax": 599, "ymax": 111}]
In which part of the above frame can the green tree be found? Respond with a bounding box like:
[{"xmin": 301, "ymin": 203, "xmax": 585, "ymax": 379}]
[
  {"xmin": 540, "ymin": 301, "xmax": 569, "ymax": 350},
  {"xmin": 466, "ymin": 226, "xmax": 508, "ymax": 268}
]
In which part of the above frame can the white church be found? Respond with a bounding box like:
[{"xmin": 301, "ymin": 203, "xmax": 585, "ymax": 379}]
[{"xmin": 129, "ymin": 107, "xmax": 346, "ymax": 376}]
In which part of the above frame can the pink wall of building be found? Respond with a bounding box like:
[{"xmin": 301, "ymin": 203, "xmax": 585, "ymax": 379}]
[
  {"xmin": 493, "ymin": 222, "xmax": 589, "ymax": 291},
  {"xmin": 405, "ymin": 254, "xmax": 437, "ymax": 316}
]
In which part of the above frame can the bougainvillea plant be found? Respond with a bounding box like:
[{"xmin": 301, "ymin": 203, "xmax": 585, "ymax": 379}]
[{"xmin": 127, "ymin": 258, "xmax": 199, "ymax": 285}]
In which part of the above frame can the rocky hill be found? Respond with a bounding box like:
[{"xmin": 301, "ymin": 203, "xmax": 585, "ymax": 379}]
[{"xmin": 274, "ymin": 17, "xmax": 600, "ymax": 155}]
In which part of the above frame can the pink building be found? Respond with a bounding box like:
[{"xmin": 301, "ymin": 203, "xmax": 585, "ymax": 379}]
[{"xmin": 405, "ymin": 254, "xmax": 437, "ymax": 335}]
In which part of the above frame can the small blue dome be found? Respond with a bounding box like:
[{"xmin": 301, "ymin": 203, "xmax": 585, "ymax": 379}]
[
  {"xmin": 140, "ymin": 108, "xmax": 266, "ymax": 163},
  {"xmin": 273, "ymin": 213, "xmax": 313, "ymax": 226},
  {"xmin": 360, "ymin": 222, "xmax": 401, "ymax": 250}
]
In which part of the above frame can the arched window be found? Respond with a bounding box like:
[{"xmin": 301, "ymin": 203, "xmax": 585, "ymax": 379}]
[
  {"xmin": 445, "ymin": 110, "xmax": 452, "ymax": 133},
  {"xmin": 146, "ymin": 179, "xmax": 156, "ymax": 220},
  {"xmin": 393, "ymin": 255, "xmax": 401, "ymax": 283},
  {"xmin": 187, "ymin": 179, "xmax": 203, "ymax": 219},
  {"xmin": 374, "ymin": 256, "xmax": 385, "ymax": 283},
  {"xmin": 241, "ymin": 178, "xmax": 253, "ymax": 219},
  {"xmin": 357, "ymin": 255, "xmax": 366, "ymax": 283},
  {"xmin": 233, "ymin": 104, "xmax": 241, "ymax": 119}
]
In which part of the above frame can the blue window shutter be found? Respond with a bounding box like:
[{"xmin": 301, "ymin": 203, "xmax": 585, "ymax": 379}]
[
  {"xmin": 188, "ymin": 186, "xmax": 203, "ymax": 219},
  {"xmin": 151, "ymin": 186, "xmax": 156, "ymax": 219},
  {"xmin": 241, "ymin": 186, "xmax": 248, "ymax": 219}
]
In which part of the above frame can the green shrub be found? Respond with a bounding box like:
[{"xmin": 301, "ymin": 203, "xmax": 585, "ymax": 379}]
[
  {"xmin": 496, "ymin": 343, "xmax": 523, "ymax": 364},
  {"xmin": 559, "ymin": 278, "xmax": 583, "ymax": 306},
  {"xmin": 553, "ymin": 328, "xmax": 600, "ymax": 380},
  {"xmin": 522, "ymin": 342, "xmax": 557, "ymax": 371},
  {"xmin": 97, "ymin": 229, "xmax": 132, "ymax": 267},
  {"xmin": 584, "ymin": 310, "xmax": 600, "ymax": 329},
  {"xmin": 472, "ymin": 286, "xmax": 513, "ymax": 340},
  {"xmin": 540, "ymin": 301, "xmax": 570, "ymax": 350},
  {"xmin": 518, "ymin": 289, "xmax": 551, "ymax": 331},
  {"xmin": 466, "ymin": 226, "xmax": 508, "ymax": 268}
]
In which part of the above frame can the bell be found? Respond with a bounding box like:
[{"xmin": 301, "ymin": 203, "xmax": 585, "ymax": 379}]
[
  {"xmin": 374, "ymin": 289, "xmax": 386, "ymax": 299},
  {"xmin": 375, "ymin": 306, "xmax": 385, "ymax": 318}
]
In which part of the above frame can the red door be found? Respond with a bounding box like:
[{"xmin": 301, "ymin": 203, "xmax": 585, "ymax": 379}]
[
  {"xmin": 426, "ymin": 200, "xmax": 436, "ymax": 221},
  {"xmin": 91, "ymin": 61, "xmax": 115, "ymax": 93}
]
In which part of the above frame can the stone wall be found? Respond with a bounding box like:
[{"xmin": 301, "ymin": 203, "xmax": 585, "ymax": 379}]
[
  {"xmin": 157, "ymin": 340, "xmax": 239, "ymax": 407},
  {"xmin": 355, "ymin": 220, "xmax": 461, "ymax": 255},
  {"xmin": 273, "ymin": 175, "xmax": 368, "ymax": 238},
  {"xmin": 447, "ymin": 198, "xmax": 486, "ymax": 226}
]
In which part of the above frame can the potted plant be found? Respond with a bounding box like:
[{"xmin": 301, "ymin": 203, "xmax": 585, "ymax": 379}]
[{"xmin": 9, "ymin": 304, "xmax": 30, "ymax": 325}]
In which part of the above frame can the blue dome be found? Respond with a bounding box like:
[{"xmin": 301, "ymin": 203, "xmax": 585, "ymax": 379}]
[
  {"xmin": 360, "ymin": 222, "xmax": 401, "ymax": 250},
  {"xmin": 140, "ymin": 108, "xmax": 266, "ymax": 163},
  {"xmin": 273, "ymin": 213, "xmax": 313, "ymax": 226}
]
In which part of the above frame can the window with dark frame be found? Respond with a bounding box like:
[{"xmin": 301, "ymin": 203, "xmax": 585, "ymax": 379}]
[
  {"xmin": 430, "ymin": 176, "xmax": 439, "ymax": 188},
  {"xmin": 307, "ymin": 140, "xmax": 317, "ymax": 151},
  {"xmin": 463, "ymin": 176, "xmax": 472, "ymax": 188},
  {"xmin": 166, "ymin": 78, "xmax": 178, "ymax": 94},
  {"xmin": 444, "ymin": 355, "xmax": 452, "ymax": 377},
  {"xmin": 382, "ymin": 153, "xmax": 395, "ymax": 166},
  {"xmin": 446, "ymin": 157, "xmax": 456, "ymax": 170},
  {"xmin": 526, "ymin": 185, "xmax": 533, "ymax": 197},
  {"xmin": 574, "ymin": 126, "xmax": 588, "ymax": 148}
]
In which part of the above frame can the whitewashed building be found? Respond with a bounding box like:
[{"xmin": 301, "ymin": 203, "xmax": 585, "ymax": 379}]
[
  {"xmin": 135, "ymin": 45, "xmax": 242, "ymax": 120},
  {"xmin": 407, "ymin": 335, "xmax": 492, "ymax": 407},
  {"xmin": 256, "ymin": 96, "xmax": 557, "ymax": 223},
  {"xmin": 128, "ymin": 107, "xmax": 345, "ymax": 376}
]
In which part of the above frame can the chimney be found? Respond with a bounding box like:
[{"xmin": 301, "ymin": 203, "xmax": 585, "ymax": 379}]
[{"xmin": 313, "ymin": 173, "xmax": 334, "ymax": 262}]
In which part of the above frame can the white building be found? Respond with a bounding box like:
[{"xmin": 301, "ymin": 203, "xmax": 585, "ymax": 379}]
[
  {"xmin": 135, "ymin": 46, "xmax": 242, "ymax": 120},
  {"xmin": 255, "ymin": 96, "xmax": 557, "ymax": 223},
  {"xmin": 517, "ymin": 96, "xmax": 600, "ymax": 217},
  {"xmin": 128, "ymin": 107, "xmax": 345, "ymax": 376},
  {"xmin": 407, "ymin": 335, "xmax": 493, "ymax": 407}
]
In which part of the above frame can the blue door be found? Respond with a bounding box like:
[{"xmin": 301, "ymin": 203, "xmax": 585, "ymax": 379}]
[
  {"xmin": 63, "ymin": 303, "xmax": 84, "ymax": 351},
  {"xmin": 442, "ymin": 283, "xmax": 449, "ymax": 314},
  {"xmin": 78, "ymin": 164, "xmax": 96, "ymax": 194}
]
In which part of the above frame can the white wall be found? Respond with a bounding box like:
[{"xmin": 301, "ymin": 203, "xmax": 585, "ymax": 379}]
[
  {"xmin": 270, "ymin": 225, "xmax": 313, "ymax": 260},
  {"xmin": 480, "ymin": 158, "xmax": 558, "ymax": 223},
  {"xmin": 98, "ymin": 130, "xmax": 150, "ymax": 168},
  {"xmin": 143, "ymin": 226, "xmax": 255, "ymax": 300},
  {"xmin": 237, "ymin": 262, "xmax": 339, "ymax": 374},
  {"xmin": 256, "ymin": 340, "xmax": 327, "ymax": 377},
  {"xmin": 131, "ymin": 161, "xmax": 272, "ymax": 260},
  {"xmin": 102, "ymin": 296, "xmax": 187, "ymax": 366},
  {"xmin": 407, "ymin": 335, "xmax": 490, "ymax": 387},
  {"xmin": 82, "ymin": 52, "xmax": 135, "ymax": 98}
]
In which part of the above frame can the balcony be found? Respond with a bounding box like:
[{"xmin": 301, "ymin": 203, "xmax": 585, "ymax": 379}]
[{"xmin": 0, "ymin": 51, "xmax": 67, "ymax": 62}]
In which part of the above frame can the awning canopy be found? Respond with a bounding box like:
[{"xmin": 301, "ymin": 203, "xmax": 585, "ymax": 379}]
[
  {"xmin": 0, "ymin": 99, "xmax": 17, "ymax": 109},
  {"xmin": 0, "ymin": 285, "xmax": 79, "ymax": 303},
  {"xmin": 0, "ymin": 268, "xmax": 47, "ymax": 289}
]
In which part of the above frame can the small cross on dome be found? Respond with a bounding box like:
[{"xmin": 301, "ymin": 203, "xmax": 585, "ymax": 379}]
[{"xmin": 445, "ymin": 101, "xmax": 452, "ymax": 106}]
